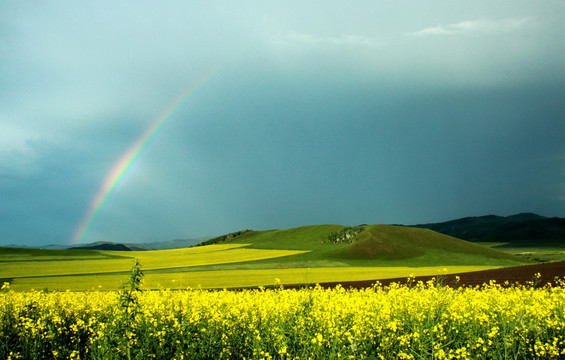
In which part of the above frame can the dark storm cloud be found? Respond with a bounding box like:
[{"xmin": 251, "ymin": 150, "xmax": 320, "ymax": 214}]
[{"xmin": 1, "ymin": 1, "xmax": 563, "ymax": 246}]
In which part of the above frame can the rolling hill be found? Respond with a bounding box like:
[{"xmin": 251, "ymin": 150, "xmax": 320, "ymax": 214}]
[
  {"xmin": 1, "ymin": 224, "xmax": 528, "ymax": 291},
  {"xmin": 210, "ymin": 224, "xmax": 526, "ymax": 267},
  {"xmin": 71, "ymin": 242, "xmax": 133, "ymax": 251},
  {"xmin": 409, "ymin": 213, "xmax": 565, "ymax": 247},
  {"xmin": 64, "ymin": 237, "xmax": 210, "ymax": 251}
]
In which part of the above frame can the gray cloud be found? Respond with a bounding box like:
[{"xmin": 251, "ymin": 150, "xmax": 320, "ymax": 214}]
[
  {"xmin": 268, "ymin": 31, "xmax": 386, "ymax": 48},
  {"xmin": 1, "ymin": 1, "xmax": 564, "ymax": 246},
  {"xmin": 406, "ymin": 17, "xmax": 537, "ymax": 37}
]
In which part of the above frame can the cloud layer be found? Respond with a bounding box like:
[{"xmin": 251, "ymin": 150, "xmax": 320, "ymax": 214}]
[
  {"xmin": 407, "ymin": 18, "xmax": 536, "ymax": 37},
  {"xmin": 1, "ymin": 1, "xmax": 564, "ymax": 246}
]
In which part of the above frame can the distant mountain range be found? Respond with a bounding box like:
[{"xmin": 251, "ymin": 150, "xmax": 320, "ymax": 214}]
[
  {"xmin": 409, "ymin": 213, "xmax": 565, "ymax": 247},
  {"xmin": 35, "ymin": 237, "xmax": 211, "ymax": 251},
  {"xmin": 5, "ymin": 213, "xmax": 564, "ymax": 251},
  {"xmin": 70, "ymin": 242, "xmax": 134, "ymax": 251}
]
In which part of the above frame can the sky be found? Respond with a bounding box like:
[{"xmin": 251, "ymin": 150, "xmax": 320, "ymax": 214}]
[{"xmin": 1, "ymin": 1, "xmax": 564, "ymax": 247}]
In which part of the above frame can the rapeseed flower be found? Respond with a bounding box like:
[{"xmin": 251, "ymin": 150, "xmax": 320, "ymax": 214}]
[{"xmin": 1, "ymin": 280, "xmax": 565, "ymax": 359}]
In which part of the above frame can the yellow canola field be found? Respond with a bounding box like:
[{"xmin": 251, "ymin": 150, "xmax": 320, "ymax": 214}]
[
  {"xmin": 0, "ymin": 244, "xmax": 308, "ymax": 279},
  {"xmin": 8, "ymin": 265, "xmax": 497, "ymax": 291},
  {"xmin": 2, "ymin": 280, "xmax": 565, "ymax": 359},
  {"xmin": 147, "ymin": 265, "xmax": 497, "ymax": 289}
]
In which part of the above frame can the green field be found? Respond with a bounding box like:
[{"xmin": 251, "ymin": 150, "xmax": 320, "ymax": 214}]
[
  {"xmin": 1, "ymin": 224, "xmax": 529, "ymax": 291},
  {"xmin": 477, "ymin": 242, "xmax": 565, "ymax": 263},
  {"xmin": 4, "ymin": 265, "xmax": 501, "ymax": 291},
  {"xmin": 0, "ymin": 244, "xmax": 307, "ymax": 278}
]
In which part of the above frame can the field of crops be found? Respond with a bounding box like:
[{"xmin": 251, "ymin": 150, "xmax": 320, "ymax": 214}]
[
  {"xmin": 2, "ymin": 238, "xmax": 504, "ymax": 291},
  {"xmin": 5, "ymin": 265, "xmax": 498, "ymax": 292},
  {"xmin": 0, "ymin": 244, "xmax": 308, "ymax": 278},
  {"xmin": 2, "ymin": 274, "xmax": 565, "ymax": 360},
  {"xmin": 3, "ymin": 226, "xmax": 556, "ymax": 359}
]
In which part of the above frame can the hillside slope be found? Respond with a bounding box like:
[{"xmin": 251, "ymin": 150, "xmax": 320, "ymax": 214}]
[
  {"xmin": 221, "ymin": 224, "xmax": 526, "ymax": 267},
  {"xmin": 71, "ymin": 242, "xmax": 132, "ymax": 251},
  {"xmin": 409, "ymin": 213, "xmax": 565, "ymax": 247},
  {"xmin": 479, "ymin": 217, "xmax": 565, "ymax": 247}
]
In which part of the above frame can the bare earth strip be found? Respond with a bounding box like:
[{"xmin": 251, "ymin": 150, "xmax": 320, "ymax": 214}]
[
  {"xmin": 305, "ymin": 261, "xmax": 565, "ymax": 289},
  {"xmin": 8, "ymin": 262, "xmax": 559, "ymax": 291}
]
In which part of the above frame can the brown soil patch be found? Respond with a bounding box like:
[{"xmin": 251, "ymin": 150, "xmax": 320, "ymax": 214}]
[{"xmin": 286, "ymin": 261, "xmax": 565, "ymax": 290}]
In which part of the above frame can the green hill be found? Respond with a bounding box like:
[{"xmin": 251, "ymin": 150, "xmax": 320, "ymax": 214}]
[
  {"xmin": 0, "ymin": 246, "xmax": 128, "ymax": 261},
  {"xmin": 478, "ymin": 218, "xmax": 565, "ymax": 247},
  {"xmin": 71, "ymin": 242, "xmax": 132, "ymax": 251},
  {"xmin": 409, "ymin": 213, "xmax": 565, "ymax": 248},
  {"xmin": 2, "ymin": 224, "xmax": 528, "ymax": 291},
  {"xmin": 213, "ymin": 224, "xmax": 526, "ymax": 267},
  {"xmin": 409, "ymin": 213, "xmax": 546, "ymax": 241}
]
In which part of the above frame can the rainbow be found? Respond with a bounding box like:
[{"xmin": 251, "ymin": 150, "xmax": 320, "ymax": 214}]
[{"xmin": 70, "ymin": 69, "xmax": 219, "ymax": 245}]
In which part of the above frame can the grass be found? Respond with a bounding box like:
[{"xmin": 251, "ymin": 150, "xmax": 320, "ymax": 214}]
[
  {"xmin": 6, "ymin": 265, "xmax": 499, "ymax": 291},
  {"xmin": 134, "ymin": 265, "xmax": 499, "ymax": 289},
  {"xmin": 0, "ymin": 244, "xmax": 308, "ymax": 279},
  {"xmin": 227, "ymin": 225, "xmax": 526, "ymax": 267},
  {"xmin": 0, "ymin": 246, "xmax": 127, "ymax": 261},
  {"xmin": 2, "ymin": 224, "xmax": 529, "ymax": 291},
  {"xmin": 128, "ymin": 245, "xmax": 308, "ymax": 270},
  {"xmin": 475, "ymin": 242, "xmax": 565, "ymax": 263}
]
